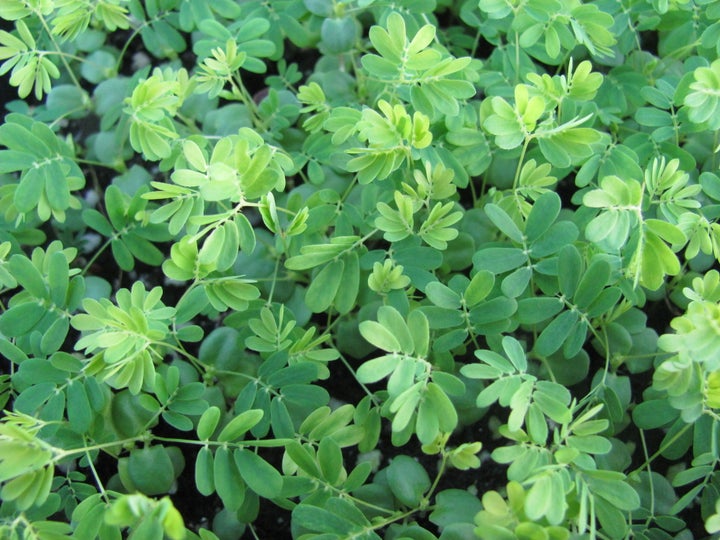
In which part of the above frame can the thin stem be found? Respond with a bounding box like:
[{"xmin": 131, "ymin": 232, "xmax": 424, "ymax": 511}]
[
  {"xmin": 84, "ymin": 449, "xmax": 111, "ymax": 504},
  {"xmin": 332, "ymin": 347, "xmax": 380, "ymax": 406},
  {"xmin": 151, "ymin": 436, "xmax": 294, "ymax": 448},
  {"xmin": 35, "ymin": 12, "xmax": 82, "ymax": 90},
  {"xmin": 639, "ymin": 429, "xmax": 654, "ymax": 527},
  {"xmin": 247, "ymin": 525, "xmax": 261, "ymax": 540},
  {"xmin": 55, "ymin": 436, "xmax": 143, "ymax": 459},
  {"xmin": 266, "ymin": 255, "xmax": 282, "ymax": 306},
  {"xmin": 468, "ymin": 175, "xmax": 479, "ymax": 207},
  {"xmin": 629, "ymin": 423, "xmax": 693, "ymax": 476},
  {"xmin": 426, "ymin": 452, "xmax": 448, "ymax": 500},
  {"xmin": 230, "ymin": 74, "xmax": 262, "ymax": 127},
  {"xmin": 470, "ymin": 28, "xmax": 482, "ymax": 58},
  {"xmin": 514, "ymin": 32, "xmax": 520, "ymax": 84},
  {"xmin": 340, "ymin": 176, "xmax": 359, "ymax": 204},
  {"xmin": 114, "ymin": 20, "xmax": 152, "ymax": 73},
  {"xmin": 513, "ymin": 137, "xmax": 531, "ymax": 191},
  {"xmin": 155, "ymin": 340, "xmax": 203, "ymax": 367},
  {"xmin": 75, "ymin": 158, "xmax": 125, "ymax": 171},
  {"xmin": 81, "ymin": 237, "xmax": 113, "ymax": 275}
]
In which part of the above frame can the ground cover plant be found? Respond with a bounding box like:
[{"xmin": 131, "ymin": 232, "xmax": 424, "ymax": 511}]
[{"xmin": 1, "ymin": 0, "xmax": 720, "ymax": 538}]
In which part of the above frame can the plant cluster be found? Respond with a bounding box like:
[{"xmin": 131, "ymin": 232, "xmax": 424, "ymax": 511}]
[{"xmin": 1, "ymin": 0, "xmax": 720, "ymax": 538}]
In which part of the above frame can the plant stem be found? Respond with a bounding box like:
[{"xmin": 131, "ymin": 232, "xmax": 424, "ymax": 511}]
[
  {"xmin": 512, "ymin": 137, "xmax": 531, "ymax": 191},
  {"xmin": 630, "ymin": 423, "xmax": 693, "ymax": 477},
  {"xmin": 35, "ymin": 12, "xmax": 82, "ymax": 91}
]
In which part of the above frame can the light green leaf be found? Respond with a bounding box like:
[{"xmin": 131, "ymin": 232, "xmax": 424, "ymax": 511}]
[
  {"xmin": 217, "ymin": 409, "xmax": 264, "ymax": 442},
  {"xmin": 197, "ymin": 406, "xmax": 221, "ymax": 440},
  {"xmin": 195, "ymin": 446, "xmax": 215, "ymax": 496}
]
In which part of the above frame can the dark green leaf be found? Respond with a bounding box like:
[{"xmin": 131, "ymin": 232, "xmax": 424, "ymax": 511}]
[
  {"xmin": 0, "ymin": 303, "xmax": 46, "ymax": 336},
  {"xmin": 534, "ymin": 310, "xmax": 579, "ymax": 357},
  {"xmin": 525, "ymin": 192, "xmax": 561, "ymax": 242},
  {"xmin": 632, "ymin": 399, "xmax": 677, "ymax": 429},
  {"xmin": 574, "ymin": 258, "xmax": 610, "ymax": 308},
  {"xmin": 317, "ymin": 437, "xmax": 343, "ymax": 485},
  {"xmin": 292, "ymin": 504, "xmax": 352, "ymax": 535},
  {"xmin": 128, "ymin": 446, "xmax": 175, "ymax": 495},
  {"xmin": 67, "ymin": 380, "xmax": 92, "ymax": 433},
  {"xmin": 472, "ymin": 248, "xmax": 527, "ymax": 274},
  {"xmin": 386, "ymin": 455, "xmax": 431, "ymax": 507}
]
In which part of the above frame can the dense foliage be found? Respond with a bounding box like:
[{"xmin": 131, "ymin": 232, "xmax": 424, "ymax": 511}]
[{"xmin": 1, "ymin": 0, "xmax": 720, "ymax": 538}]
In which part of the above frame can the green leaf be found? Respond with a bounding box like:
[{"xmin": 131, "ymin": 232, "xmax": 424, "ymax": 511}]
[
  {"xmin": 685, "ymin": 60, "xmax": 720, "ymax": 129},
  {"xmin": 632, "ymin": 399, "xmax": 677, "ymax": 429},
  {"xmin": 501, "ymin": 266, "xmax": 532, "ymax": 298},
  {"xmin": 195, "ymin": 446, "xmax": 215, "ymax": 496},
  {"xmin": 235, "ymin": 448, "xmax": 283, "ymax": 499},
  {"xmin": 334, "ymin": 252, "xmax": 359, "ymax": 315},
  {"xmin": 485, "ymin": 203, "xmax": 524, "ymax": 243},
  {"xmin": 534, "ymin": 310, "xmax": 580, "ymax": 357},
  {"xmin": 378, "ymin": 306, "xmax": 414, "ymax": 354},
  {"xmin": 47, "ymin": 251, "xmax": 69, "ymax": 306},
  {"xmin": 558, "ymin": 244, "xmax": 582, "ymax": 298},
  {"xmin": 525, "ymin": 192, "xmax": 561, "ymax": 242},
  {"xmin": 432, "ymin": 371, "xmax": 465, "ymax": 397},
  {"xmin": 502, "ymin": 336, "xmax": 527, "ymax": 372},
  {"xmin": 218, "ymin": 409, "xmax": 264, "ymax": 442},
  {"xmin": 9, "ymin": 254, "xmax": 47, "ymax": 298},
  {"xmin": 573, "ymin": 258, "xmax": 610, "ymax": 309},
  {"xmin": 198, "ymin": 225, "xmax": 226, "ymax": 266},
  {"xmin": 517, "ymin": 297, "xmax": 563, "ymax": 325},
  {"xmin": 285, "ymin": 236, "xmax": 359, "ymax": 270},
  {"xmin": 464, "ymin": 270, "xmax": 494, "ymax": 307},
  {"xmin": 286, "ymin": 441, "xmax": 321, "ymax": 477},
  {"xmin": 538, "ymin": 126, "xmax": 603, "ymax": 168},
  {"xmin": 317, "ymin": 437, "xmax": 344, "ymax": 485},
  {"xmin": 386, "ymin": 455, "xmax": 431, "ymax": 507},
  {"xmin": 128, "ymin": 446, "xmax": 175, "ymax": 495},
  {"xmin": 0, "ymin": 302, "xmax": 46, "ymax": 336},
  {"xmin": 584, "ymin": 472, "xmax": 640, "ymax": 512},
  {"xmin": 197, "ymin": 407, "xmax": 221, "ymax": 440},
  {"xmin": 527, "ymin": 403, "xmax": 548, "ymax": 444},
  {"xmin": 66, "ymin": 380, "xmax": 92, "ymax": 432},
  {"xmin": 292, "ymin": 504, "xmax": 352, "ymax": 535},
  {"xmin": 416, "ymin": 394, "xmax": 440, "ymax": 445},
  {"xmin": 646, "ymin": 219, "xmax": 685, "ymax": 246},
  {"xmin": 359, "ymin": 321, "xmax": 401, "ymax": 353},
  {"xmin": 430, "ymin": 489, "xmax": 482, "ymax": 528},
  {"xmin": 214, "ymin": 446, "xmax": 245, "ymax": 511},
  {"xmin": 305, "ymin": 259, "xmax": 344, "ymax": 313},
  {"xmin": 426, "ymin": 281, "xmax": 462, "ymax": 309},
  {"xmin": 426, "ymin": 382, "xmax": 458, "ymax": 434},
  {"xmin": 321, "ymin": 17, "xmax": 357, "ymax": 54},
  {"xmin": 473, "ymin": 247, "xmax": 527, "ymax": 274},
  {"xmin": 407, "ymin": 309, "xmax": 430, "ymax": 359}
]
